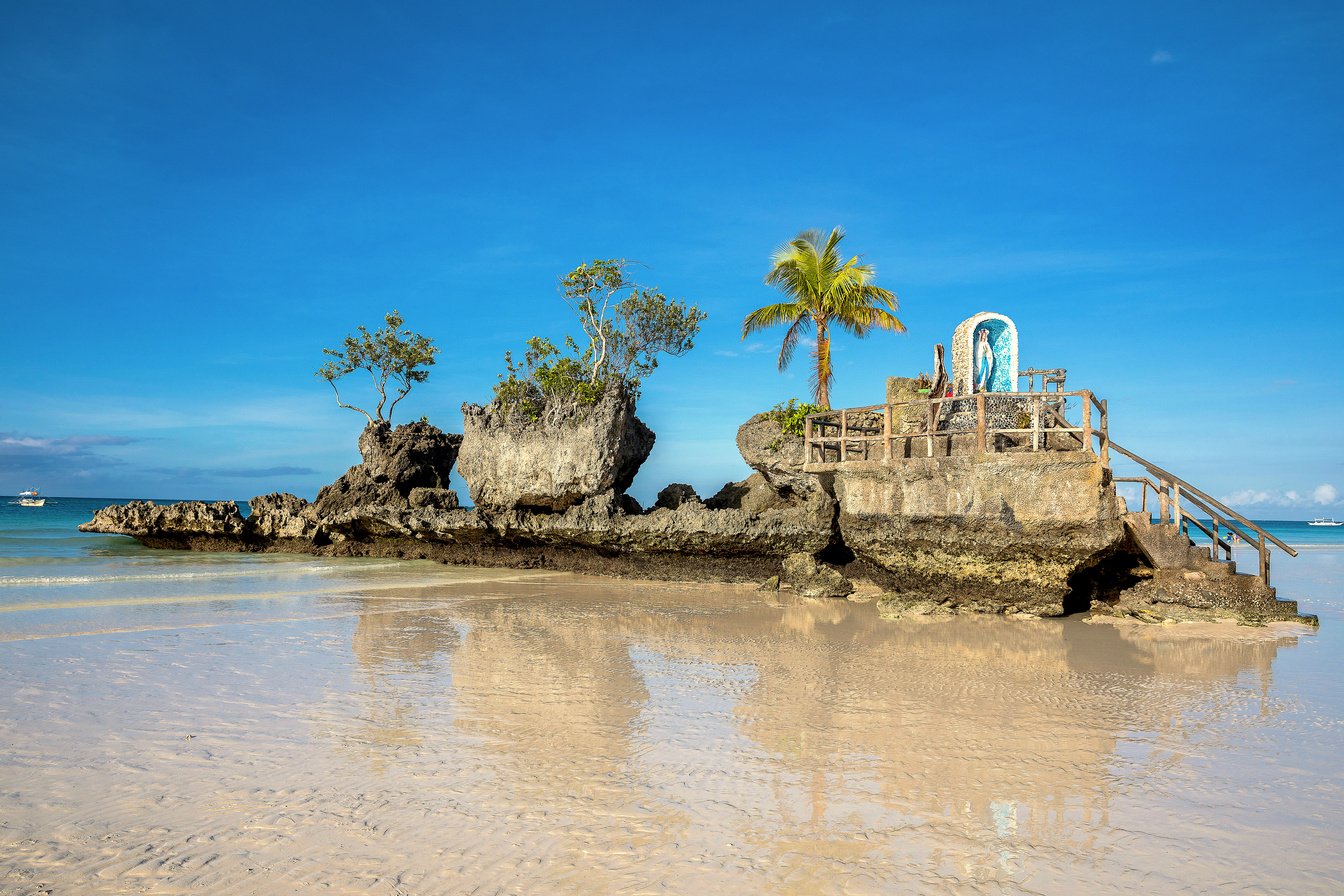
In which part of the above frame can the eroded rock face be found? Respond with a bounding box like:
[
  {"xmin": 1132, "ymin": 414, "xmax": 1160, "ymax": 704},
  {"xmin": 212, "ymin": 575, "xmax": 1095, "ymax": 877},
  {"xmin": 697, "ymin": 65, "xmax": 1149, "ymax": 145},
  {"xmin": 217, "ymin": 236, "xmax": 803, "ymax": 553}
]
[
  {"xmin": 781, "ymin": 552, "xmax": 854, "ymax": 598},
  {"xmin": 833, "ymin": 453, "xmax": 1125, "ymax": 616},
  {"xmin": 654, "ymin": 483, "xmax": 700, "ymax": 510},
  {"xmin": 457, "ymin": 386, "xmax": 655, "ymax": 513},
  {"xmin": 313, "ymin": 421, "xmax": 461, "ymax": 521},
  {"xmin": 246, "ymin": 493, "xmax": 320, "ymax": 540},
  {"xmin": 735, "ymin": 412, "xmax": 813, "ymax": 494},
  {"xmin": 79, "ymin": 500, "xmax": 246, "ymax": 547}
]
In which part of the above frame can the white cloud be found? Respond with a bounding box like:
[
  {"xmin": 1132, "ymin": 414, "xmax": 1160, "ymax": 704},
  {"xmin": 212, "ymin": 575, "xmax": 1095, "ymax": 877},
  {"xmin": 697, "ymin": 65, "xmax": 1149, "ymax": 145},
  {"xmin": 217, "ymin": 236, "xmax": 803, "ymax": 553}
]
[
  {"xmin": 1219, "ymin": 485, "xmax": 1341, "ymax": 508},
  {"xmin": 1151, "ymin": 50, "xmax": 1174, "ymax": 64},
  {"xmin": 1221, "ymin": 489, "xmax": 1277, "ymax": 506}
]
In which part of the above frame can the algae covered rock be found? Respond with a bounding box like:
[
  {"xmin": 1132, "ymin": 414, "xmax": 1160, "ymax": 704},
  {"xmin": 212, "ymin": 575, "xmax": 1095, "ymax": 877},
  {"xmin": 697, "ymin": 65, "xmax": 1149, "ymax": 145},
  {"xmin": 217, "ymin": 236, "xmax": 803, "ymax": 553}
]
[
  {"xmin": 833, "ymin": 452, "xmax": 1125, "ymax": 616},
  {"xmin": 781, "ymin": 552, "xmax": 854, "ymax": 598}
]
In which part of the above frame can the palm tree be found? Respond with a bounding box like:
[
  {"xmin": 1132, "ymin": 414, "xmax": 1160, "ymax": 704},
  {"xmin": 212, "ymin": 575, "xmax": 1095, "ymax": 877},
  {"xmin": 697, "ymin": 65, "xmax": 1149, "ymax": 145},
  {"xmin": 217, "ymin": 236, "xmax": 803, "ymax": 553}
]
[{"xmin": 742, "ymin": 227, "xmax": 905, "ymax": 409}]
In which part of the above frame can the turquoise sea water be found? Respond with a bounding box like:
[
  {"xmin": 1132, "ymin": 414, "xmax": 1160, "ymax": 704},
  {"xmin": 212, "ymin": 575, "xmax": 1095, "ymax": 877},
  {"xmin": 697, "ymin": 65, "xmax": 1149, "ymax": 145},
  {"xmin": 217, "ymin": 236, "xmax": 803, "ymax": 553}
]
[{"xmin": 0, "ymin": 496, "xmax": 473, "ymax": 641}]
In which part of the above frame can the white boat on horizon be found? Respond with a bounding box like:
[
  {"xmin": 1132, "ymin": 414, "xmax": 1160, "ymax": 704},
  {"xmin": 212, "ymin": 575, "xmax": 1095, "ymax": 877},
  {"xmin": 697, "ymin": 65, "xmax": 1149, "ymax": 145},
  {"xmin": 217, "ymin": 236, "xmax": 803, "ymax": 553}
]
[
  {"xmin": 1308, "ymin": 517, "xmax": 1342, "ymax": 527},
  {"xmin": 16, "ymin": 488, "xmax": 45, "ymax": 507}
]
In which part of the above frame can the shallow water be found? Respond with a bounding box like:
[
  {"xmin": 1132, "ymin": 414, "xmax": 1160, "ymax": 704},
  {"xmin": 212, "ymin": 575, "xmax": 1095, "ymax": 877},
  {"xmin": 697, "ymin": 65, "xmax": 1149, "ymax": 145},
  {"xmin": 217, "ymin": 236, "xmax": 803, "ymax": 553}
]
[
  {"xmin": 1, "ymin": 501, "xmax": 1342, "ymax": 893},
  {"xmin": 0, "ymin": 566, "xmax": 1339, "ymax": 892}
]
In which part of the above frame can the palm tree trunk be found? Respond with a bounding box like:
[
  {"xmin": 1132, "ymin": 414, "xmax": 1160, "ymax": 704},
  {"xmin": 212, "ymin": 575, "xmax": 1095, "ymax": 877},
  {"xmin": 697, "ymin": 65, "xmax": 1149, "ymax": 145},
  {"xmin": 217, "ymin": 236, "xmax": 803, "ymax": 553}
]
[{"xmin": 815, "ymin": 316, "xmax": 831, "ymax": 409}]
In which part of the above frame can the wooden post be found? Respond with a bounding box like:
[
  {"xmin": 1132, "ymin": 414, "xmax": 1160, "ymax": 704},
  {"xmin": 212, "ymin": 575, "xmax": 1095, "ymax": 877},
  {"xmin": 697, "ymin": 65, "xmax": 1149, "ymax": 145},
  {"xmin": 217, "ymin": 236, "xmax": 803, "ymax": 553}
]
[
  {"xmin": 1159, "ymin": 483, "xmax": 1171, "ymax": 525},
  {"xmin": 925, "ymin": 401, "xmax": 934, "ymax": 457},
  {"xmin": 1258, "ymin": 534, "xmax": 1270, "ymax": 585},
  {"xmin": 1031, "ymin": 394, "xmax": 1041, "ymax": 452},
  {"xmin": 1140, "ymin": 481, "xmax": 1149, "ymax": 515},
  {"xmin": 1212, "ymin": 519, "xmax": 1220, "ymax": 561},
  {"xmin": 976, "ymin": 393, "xmax": 987, "ymax": 453},
  {"xmin": 805, "ymin": 416, "xmax": 814, "ymax": 463},
  {"xmin": 839, "ymin": 409, "xmax": 847, "ymax": 463},
  {"xmin": 1099, "ymin": 399, "xmax": 1110, "ymax": 467},
  {"xmin": 883, "ymin": 404, "xmax": 892, "ymax": 462},
  {"xmin": 1172, "ymin": 484, "xmax": 1183, "ymax": 532},
  {"xmin": 1082, "ymin": 393, "xmax": 1093, "ymax": 455}
]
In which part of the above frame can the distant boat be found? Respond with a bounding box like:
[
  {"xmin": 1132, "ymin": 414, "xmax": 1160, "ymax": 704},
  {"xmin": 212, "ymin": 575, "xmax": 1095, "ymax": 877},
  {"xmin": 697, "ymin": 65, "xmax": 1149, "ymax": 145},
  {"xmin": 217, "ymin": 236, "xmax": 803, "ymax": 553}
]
[
  {"xmin": 1308, "ymin": 518, "xmax": 1343, "ymax": 527},
  {"xmin": 17, "ymin": 488, "xmax": 45, "ymax": 507}
]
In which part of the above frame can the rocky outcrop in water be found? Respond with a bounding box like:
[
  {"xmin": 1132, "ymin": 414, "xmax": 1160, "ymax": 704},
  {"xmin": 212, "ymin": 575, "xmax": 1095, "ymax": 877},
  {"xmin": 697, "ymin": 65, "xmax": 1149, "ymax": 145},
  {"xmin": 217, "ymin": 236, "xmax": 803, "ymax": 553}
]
[
  {"xmin": 80, "ymin": 403, "xmax": 1311, "ymax": 624},
  {"xmin": 81, "ymin": 500, "xmax": 247, "ymax": 550},
  {"xmin": 457, "ymin": 386, "xmax": 654, "ymax": 513}
]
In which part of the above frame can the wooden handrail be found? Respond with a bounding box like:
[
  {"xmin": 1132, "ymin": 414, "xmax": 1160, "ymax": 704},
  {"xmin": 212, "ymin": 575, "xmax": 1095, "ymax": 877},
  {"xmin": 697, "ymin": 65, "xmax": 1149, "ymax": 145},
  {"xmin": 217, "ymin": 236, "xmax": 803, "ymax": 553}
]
[
  {"xmin": 1109, "ymin": 442, "xmax": 1297, "ymax": 557},
  {"xmin": 804, "ymin": 390, "xmax": 1105, "ymax": 465}
]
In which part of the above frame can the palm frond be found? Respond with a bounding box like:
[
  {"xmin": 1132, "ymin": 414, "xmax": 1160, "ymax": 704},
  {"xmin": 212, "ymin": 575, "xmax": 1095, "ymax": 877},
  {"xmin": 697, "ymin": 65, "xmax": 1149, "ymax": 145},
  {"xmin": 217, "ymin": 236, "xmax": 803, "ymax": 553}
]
[
  {"xmin": 777, "ymin": 316, "xmax": 809, "ymax": 371},
  {"xmin": 742, "ymin": 300, "xmax": 809, "ymax": 337}
]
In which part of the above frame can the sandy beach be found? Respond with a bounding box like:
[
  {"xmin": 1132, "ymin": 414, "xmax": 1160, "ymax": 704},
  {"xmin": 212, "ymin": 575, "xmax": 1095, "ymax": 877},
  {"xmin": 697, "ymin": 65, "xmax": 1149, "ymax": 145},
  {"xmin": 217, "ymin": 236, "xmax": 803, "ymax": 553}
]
[{"xmin": 1, "ymin": 547, "xmax": 1342, "ymax": 895}]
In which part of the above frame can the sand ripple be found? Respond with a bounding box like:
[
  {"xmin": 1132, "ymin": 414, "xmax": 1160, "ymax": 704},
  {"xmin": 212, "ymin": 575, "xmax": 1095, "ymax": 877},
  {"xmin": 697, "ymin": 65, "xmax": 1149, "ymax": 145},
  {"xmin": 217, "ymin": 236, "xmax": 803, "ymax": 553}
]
[{"xmin": 0, "ymin": 569, "xmax": 1341, "ymax": 894}]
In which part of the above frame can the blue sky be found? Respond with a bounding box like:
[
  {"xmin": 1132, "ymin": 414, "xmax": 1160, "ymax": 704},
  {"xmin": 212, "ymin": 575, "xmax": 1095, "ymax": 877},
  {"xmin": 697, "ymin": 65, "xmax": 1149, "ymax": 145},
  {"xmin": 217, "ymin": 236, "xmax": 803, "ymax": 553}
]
[{"xmin": 2, "ymin": 1, "xmax": 1341, "ymax": 517}]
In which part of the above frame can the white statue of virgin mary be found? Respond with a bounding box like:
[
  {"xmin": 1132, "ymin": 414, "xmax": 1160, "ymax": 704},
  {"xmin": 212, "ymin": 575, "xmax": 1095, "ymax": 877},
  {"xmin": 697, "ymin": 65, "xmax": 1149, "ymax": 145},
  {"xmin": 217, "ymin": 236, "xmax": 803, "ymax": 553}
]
[{"xmin": 974, "ymin": 328, "xmax": 994, "ymax": 392}]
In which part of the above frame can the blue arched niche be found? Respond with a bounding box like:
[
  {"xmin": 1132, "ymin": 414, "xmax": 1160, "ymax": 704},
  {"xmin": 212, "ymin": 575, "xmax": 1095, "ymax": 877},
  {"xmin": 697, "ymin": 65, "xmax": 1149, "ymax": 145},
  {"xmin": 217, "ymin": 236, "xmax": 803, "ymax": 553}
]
[{"xmin": 971, "ymin": 318, "xmax": 1014, "ymax": 393}]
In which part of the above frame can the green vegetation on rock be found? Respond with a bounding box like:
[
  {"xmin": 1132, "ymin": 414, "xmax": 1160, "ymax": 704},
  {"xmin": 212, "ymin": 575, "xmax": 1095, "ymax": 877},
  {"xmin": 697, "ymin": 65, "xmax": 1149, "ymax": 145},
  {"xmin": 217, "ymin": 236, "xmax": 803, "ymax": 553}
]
[
  {"xmin": 766, "ymin": 398, "xmax": 824, "ymax": 437},
  {"xmin": 316, "ymin": 310, "xmax": 439, "ymax": 426},
  {"xmin": 494, "ymin": 259, "xmax": 705, "ymax": 423}
]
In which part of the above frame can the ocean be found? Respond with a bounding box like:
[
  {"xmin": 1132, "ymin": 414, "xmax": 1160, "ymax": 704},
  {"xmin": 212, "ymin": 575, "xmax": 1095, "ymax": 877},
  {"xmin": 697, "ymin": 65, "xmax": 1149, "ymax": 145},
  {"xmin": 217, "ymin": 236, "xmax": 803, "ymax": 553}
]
[{"xmin": 1, "ymin": 497, "xmax": 1343, "ymax": 893}]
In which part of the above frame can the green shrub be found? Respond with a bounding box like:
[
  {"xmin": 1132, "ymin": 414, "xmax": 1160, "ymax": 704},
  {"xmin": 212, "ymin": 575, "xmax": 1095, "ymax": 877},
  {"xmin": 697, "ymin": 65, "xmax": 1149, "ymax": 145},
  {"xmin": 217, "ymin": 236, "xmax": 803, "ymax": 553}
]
[
  {"xmin": 766, "ymin": 398, "xmax": 825, "ymax": 437},
  {"xmin": 493, "ymin": 260, "xmax": 705, "ymax": 424}
]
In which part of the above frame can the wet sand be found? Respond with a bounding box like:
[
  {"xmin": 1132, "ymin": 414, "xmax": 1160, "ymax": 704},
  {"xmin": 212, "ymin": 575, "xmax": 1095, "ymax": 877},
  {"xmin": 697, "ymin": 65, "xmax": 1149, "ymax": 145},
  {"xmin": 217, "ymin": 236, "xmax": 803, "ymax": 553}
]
[{"xmin": 2, "ymin": 558, "xmax": 1342, "ymax": 894}]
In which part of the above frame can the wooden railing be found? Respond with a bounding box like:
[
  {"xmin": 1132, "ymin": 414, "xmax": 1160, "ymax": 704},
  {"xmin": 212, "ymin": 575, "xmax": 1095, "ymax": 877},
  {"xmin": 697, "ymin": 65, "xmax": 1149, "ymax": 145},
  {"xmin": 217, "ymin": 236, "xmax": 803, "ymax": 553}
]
[
  {"xmin": 802, "ymin": 389, "xmax": 1293, "ymax": 589},
  {"xmin": 803, "ymin": 390, "xmax": 1109, "ymax": 465},
  {"xmin": 1110, "ymin": 442, "xmax": 1297, "ymax": 588}
]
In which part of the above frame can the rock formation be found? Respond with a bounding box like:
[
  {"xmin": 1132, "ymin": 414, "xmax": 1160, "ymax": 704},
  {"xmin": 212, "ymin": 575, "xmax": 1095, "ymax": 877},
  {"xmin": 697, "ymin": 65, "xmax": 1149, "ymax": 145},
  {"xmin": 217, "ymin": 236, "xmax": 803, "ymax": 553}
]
[
  {"xmin": 81, "ymin": 500, "xmax": 247, "ymax": 551},
  {"xmin": 837, "ymin": 453, "xmax": 1125, "ymax": 617},
  {"xmin": 314, "ymin": 421, "xmax": 461, "ymax": 519},
  {"xmin": 80, "ymin": 401, "xmax": 1311, "ymax": 626},
  {"xmin": 457, "ymin": 386, "xmax": 654, "ymax": 513}
]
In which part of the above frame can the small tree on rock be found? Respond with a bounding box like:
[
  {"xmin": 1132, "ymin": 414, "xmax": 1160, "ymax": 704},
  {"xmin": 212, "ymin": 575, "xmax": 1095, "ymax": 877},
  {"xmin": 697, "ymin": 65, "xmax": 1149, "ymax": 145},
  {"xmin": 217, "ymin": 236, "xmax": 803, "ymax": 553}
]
[
  {"xmin": 494, "ymin": 260, "xmax": 706, "ymax": 423},
  {"xmin": 316, "ymin": 310, "xmax": 439, "ymax": 426}
]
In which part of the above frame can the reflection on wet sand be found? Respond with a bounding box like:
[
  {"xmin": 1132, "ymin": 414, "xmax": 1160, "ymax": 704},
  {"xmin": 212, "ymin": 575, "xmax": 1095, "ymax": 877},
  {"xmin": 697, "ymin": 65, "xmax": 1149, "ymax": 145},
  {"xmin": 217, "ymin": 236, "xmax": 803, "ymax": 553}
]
[{"xmin": 344, "ymin": 582, "xmax": 1307, "ymax": 892}]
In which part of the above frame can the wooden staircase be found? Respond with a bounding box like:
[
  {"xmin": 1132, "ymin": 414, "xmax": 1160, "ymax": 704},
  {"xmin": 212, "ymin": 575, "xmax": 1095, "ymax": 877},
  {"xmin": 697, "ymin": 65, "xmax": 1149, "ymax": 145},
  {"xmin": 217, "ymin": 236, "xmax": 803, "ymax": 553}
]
[{"xmin": 1110, "ymin": 441, "xmax": 1297, "ymax": 591}]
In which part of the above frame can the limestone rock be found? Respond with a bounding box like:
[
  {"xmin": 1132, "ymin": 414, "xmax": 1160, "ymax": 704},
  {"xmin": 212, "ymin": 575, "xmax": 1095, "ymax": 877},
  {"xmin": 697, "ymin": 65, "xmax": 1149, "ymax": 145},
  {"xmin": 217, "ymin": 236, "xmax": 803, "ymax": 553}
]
[
  {"xmin": 246, "ymin": 492, "xmax": 320, "ymax": 540},
  {"xmin": 457, "ymin": 386, "xmax": 654, "ymax": 513},
  {"xmin": 79, "ymin": 500, "xmax": 246, "ymax": 539},
  {"xmin": 781, "ymin": 552, "xmax": 854, "ymax": 598},
  {"xmin": 409, "ymin": 487, "xmax": 460, "ymax": 511},
  {"xmin": 313, "ymin": 421, "xmax": 461, "ymax": 520},
  {"xmin": 654, "ymin": 483, "xmax": 701, "ymax": 510},
  {"xmin": 832, "ymin": 453, "xmax": 1125, "ymax": 616},
  {"xmin": 706, "ymin": 473, "xmax": 804, "ymax": 515},
  {"xmin": 735, "ymin": 412, "xmax": 813, "ymax": 493}
]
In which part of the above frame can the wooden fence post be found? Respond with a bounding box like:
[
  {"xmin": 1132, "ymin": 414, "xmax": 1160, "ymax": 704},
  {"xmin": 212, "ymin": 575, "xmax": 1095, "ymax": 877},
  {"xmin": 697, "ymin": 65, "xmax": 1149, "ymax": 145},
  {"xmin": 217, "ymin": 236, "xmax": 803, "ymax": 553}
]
[
  {"xmin": 839, "ymin": 409, "xmax": 847, "ymax": 463},
  {"xmin": 1099, "ymin": 399, "xmax": 1110, "ymax": 467},
  {"xmin": 884, "ymin": 404, "xmax": 892, "ymax": 462},
  {"xmin": 976, "ymin": 393, "xmax": 987, "ymax": 454},
  {"xmin": 1082, "ymin": 394, "xmax": 1093, "ymax": 455},
  {"xmin": 1031, "ymin": 394, "xmax": 1040, "ymax": 452}
]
